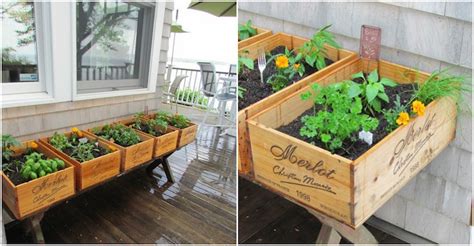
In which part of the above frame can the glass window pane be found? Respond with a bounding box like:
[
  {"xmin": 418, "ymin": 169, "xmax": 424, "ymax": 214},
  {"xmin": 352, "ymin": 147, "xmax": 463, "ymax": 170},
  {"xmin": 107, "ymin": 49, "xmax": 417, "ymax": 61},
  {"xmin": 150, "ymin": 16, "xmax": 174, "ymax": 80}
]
[
  {"xmin": 1, "ymin": 1, "xmax": 39, "ymax": 83},
  {"xmin": 76, "ymin": 1, "xmax": 147, "ymax": 93}
]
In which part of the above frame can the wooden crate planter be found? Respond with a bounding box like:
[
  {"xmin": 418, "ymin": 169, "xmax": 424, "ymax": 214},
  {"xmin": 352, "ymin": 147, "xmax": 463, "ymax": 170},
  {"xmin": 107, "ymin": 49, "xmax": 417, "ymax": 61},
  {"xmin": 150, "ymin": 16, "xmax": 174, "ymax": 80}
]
[
  {"xmin": 238, "ymin": 26, "xmax": 272, "ymax": 49},
  {"xmin": 2, "ymin": 141, "xmax": 75, "ymax": 219},
  {"xmin": 246, "ymin": 58, "xmax": 457, "ymax": 228},
  {"xmin": 119, "ymin": 118, "xmax": 180, "ymax": 158},
  {"xmin": 169, "ymin": 123, "xmax": 198, "ymax": 148},
  {"xmin": 84, "ymin": 125, "xmax": 154, "ymax": 172},
  {"xmin": 238, "ymin": 32, "xmax": 358, "ymax": 176},
  {"xmin": 40, "ymin": 132, "xmax": 121, "ymax": 191}
]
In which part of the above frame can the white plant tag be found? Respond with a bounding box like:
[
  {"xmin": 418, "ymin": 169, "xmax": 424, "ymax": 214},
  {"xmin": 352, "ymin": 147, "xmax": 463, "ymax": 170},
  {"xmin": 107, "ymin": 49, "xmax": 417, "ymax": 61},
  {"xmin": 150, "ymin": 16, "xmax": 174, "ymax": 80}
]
[
  {"xmin": 79, "ymin": 137, "xmax": 88, "ymax": 143},
  {"xmin": 358, "ymin": 130, "xmax": 373, "ymax": 145}
]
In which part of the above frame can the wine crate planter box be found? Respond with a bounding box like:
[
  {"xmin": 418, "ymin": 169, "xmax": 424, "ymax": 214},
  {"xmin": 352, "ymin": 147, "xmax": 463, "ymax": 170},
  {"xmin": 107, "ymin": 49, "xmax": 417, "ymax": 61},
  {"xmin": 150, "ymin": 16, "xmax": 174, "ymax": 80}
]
[
  {"xmin": 2, "ymin": 141, "xmax": 75, "ymax": 219},
  {"xmin": 169, "ymin": 123, "xmax": 198, "ymax": 148},
  {"xmin": 238, "ymin": 26, "xmax": 272, "ymax": 49},
  {"xmin": 246, "ymin": 58, "xmax": 457, "ymax": 228},
  {"xmin": 84, "ymin": 125, "xmax": 154, "ymax": 172},
  {"xmin": 119, "ymin": 118, "xmax": 180, "ymax": 158},
  {"xmin": 238, "ymin": 32, "xmax": 358, "ymax": 176},
  {"xmin": 40, "ymin": 132, "xmax": 121, "ymax": 191}
]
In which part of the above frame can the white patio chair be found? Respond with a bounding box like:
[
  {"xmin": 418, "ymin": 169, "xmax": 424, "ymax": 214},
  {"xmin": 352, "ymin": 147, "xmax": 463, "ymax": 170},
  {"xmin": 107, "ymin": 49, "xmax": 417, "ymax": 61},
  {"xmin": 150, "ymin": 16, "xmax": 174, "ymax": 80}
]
[{"xmin": 162, "ymin": 75, "xmax": 188, "ymax": 114}]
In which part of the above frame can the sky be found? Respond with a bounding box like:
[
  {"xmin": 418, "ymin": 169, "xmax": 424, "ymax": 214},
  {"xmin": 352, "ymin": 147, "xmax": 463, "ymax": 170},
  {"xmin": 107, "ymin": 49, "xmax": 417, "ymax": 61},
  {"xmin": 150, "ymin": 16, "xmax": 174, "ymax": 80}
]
[{"xmin": 168, "ymin": 1, "xmax": 237, "ymax": 72}]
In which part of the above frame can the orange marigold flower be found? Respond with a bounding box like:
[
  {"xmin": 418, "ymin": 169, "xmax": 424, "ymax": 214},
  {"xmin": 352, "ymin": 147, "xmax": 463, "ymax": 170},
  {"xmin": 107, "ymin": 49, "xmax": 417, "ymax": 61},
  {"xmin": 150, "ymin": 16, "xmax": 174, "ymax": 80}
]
[
  {"xmin": 72, "ymin": 127, "xmax": 83, "ymax": 137},
  {"xmin": 411, "ymin": 100, "xmax": 426, "ymax": 116},
  {"xmin": 396, "ymin": 112, "xmax": 410, "ymax": 126},
  {"xmin": 275, "ymin": 55, "xmax": 289, "ymax": 69},
  {"xmin": 30, "ymin": 142, "xmax": 38, "ymax": 149},
  {"xmin": 108, "ymin": 145, "xmax": 117, "ymax": 152},
  {"xmin": 71, "ymin": 127, "xmax": 79, "ymax": 133},
  {"xmin": 293, "ymin": 63, "xmax": 301, "ymax": 70}
]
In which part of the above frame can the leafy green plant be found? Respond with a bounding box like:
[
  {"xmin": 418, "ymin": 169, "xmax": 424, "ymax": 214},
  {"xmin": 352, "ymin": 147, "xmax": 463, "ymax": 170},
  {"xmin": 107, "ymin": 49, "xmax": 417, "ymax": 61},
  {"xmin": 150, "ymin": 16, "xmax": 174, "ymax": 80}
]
[
  {"xmin": 93, "ymin": 124, "xmax": 141, "ymax": 147},
  {"xmin": 348, "ymin": 69, "xmax": 398, "ymax": 116},
  {"xmin": 20, "ymin": 152, "xmax": 65, "ymax": 181},
  {"xmin": 168, "ymin": 114, "xmax": 191, "ymax": 129},
  {"xmin": 413, "ymin": 68, "xmax": 470, "ymax": 106},
  {"xmin": 300, "ymin": 82, "xmax": 379, "ymax": 152},
  {"xmin": 70, "ymin": 142, "xmax": 97, "ymax": 163},
  {"xmin": 238, "ymin": 20, "xmax": 257, "ymax": 41},
  {"xmin": 1, "ymin": 134, "xmax": 20, "ymax": 161},
  {"xmin": 238, "ymin": 52, "xmax": 254, "ymax": 73},
  {"xmin": 49, "ymin": 132, "xmax": 72, "ymax": 151},
  {"xmin": 298, "ymin": 24, "xmax": 340, "ymax": 70},
  {"xmin": 382, "ymin": 95, "xmax": 408, "ymax": 132},
  {"xmin": 132, "ymin": 112, "xmax": 168, "ymax": 136},
  {"xmin": 176, "ymin": 88, "xmax": 208, "ymax": 105},
  {"xmin": 266, "ymin": 48, "xmax": 305, "ymax": 92},
  {"xmin": 238, "ymin": 86, "xmax": 246, "ymax": 98}
]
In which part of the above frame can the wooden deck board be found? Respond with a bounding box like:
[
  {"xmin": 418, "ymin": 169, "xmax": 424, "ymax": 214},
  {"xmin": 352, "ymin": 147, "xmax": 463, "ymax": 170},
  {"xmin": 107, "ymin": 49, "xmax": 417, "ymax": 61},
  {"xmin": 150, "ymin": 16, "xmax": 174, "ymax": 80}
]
[{"xmin": 4, "ymin": 126, "xmax": 236, "ymax": 244}]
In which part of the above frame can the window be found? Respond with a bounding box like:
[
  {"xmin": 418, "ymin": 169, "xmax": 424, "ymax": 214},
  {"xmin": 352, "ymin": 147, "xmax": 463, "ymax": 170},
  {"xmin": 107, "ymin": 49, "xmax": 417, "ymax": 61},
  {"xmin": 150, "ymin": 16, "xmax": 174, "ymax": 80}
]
[
  {"xmin": 75, "ymin": 1, "xmax": 155, "ymax": 94},
  {"xmin": 1, "ymin": 1, "xmax": 164, "ymax": 107},
  {"xmin": 1, "ymin": 1, "xmax": 42, "ymax": 94}
]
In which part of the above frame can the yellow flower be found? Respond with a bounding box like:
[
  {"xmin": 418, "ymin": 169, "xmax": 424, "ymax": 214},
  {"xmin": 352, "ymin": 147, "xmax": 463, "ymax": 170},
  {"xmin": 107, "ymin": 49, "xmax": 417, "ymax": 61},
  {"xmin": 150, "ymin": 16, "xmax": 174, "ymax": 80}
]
[
  {"xmin": 293, "ymin": 63, "xmax": 301, "ymax": 70},
  {"xmin": 411, "ymin": 100, "xmax": 426, "ymax": 116},
  {"xmin": 396, "ymin": 112, "xmax": 410, "ymax": 126},
  {"xmin": 275, "ymin": 55, "xmax": 289, "ymax": 69},
  {"xmin": 108, "ymin": 145, "xmax": 117, "ymax": 152},
  {"xmin": 71, "ymin": 127, "xmax": 83, "ymax": 137},
  {"xmin": 30, "ymin": 142, "xmax": 38, "ymax": 149}
]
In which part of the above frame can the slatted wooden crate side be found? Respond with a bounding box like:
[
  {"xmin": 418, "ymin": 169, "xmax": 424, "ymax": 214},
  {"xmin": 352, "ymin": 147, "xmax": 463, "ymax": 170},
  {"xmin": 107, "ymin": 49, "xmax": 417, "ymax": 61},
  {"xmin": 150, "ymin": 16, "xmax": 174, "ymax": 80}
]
[
  {"xmin": 247, "ymin": 119, "xmax": 354, "ymax": 224},
  {"xmin": 352, "ymin": 97, "xmax": 457, "ymax": 227},
  {"xmin": 169, "ymin": 123, "xmax": 198, "ymax": 148},
  {"xmin": 238, "ymin": 26, "xmax": 272, "ymax": 49},
  {"xmin": 40, "ymin": 132, "xmax": 121, "ymax": 190},
  {"xmin": 2, "ymin": 141, "xmax": 76, "ymax": 219},
  {"xmin": 238, "ymin": 33, "xmax": 300, "ymax": 60}
]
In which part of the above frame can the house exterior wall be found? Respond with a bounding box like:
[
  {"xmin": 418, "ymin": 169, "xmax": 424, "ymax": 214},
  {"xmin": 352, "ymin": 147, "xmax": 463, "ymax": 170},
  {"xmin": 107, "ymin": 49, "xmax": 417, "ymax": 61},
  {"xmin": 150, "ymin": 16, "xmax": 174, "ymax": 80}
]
[
  {"xmin": 2, "ymin": 2, "xmax": 178, "ymax": 142},
  {"xmin": 239, "ymin": 2, "xmax": 472, "ymax": 244}
]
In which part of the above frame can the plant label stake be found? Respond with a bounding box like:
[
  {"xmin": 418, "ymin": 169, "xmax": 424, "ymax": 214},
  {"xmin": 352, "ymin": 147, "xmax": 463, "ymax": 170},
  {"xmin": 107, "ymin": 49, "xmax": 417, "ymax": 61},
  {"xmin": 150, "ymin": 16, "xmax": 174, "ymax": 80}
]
[
  {"xmin": 359, "ymin": 25, "xmax": 381, "ymax": 71},
  {"xmin": 257, "ymin": 49, "xmax": 266, "ymax": 84}
]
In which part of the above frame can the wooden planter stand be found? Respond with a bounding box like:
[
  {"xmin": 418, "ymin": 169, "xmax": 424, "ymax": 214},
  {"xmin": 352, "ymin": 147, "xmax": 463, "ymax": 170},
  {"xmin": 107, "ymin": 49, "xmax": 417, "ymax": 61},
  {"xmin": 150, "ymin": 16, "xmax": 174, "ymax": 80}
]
[
  {"xmin": 246, "ymin": 58, "xmax": 457, "ymax": 228},
  {"xmin": 238, "ymin": 26, "xmax": 272, "ymax": 49},
  {"xmin": 238, "ymin": 32, "xmax": 358, "ymax": 176},
  {"xmin": 2, "ymin": 141, "xmax": 76, "ymax": 220},
  {"xmin": 169, "ymin": 123, "xmax": 198, "ymax": 148}
]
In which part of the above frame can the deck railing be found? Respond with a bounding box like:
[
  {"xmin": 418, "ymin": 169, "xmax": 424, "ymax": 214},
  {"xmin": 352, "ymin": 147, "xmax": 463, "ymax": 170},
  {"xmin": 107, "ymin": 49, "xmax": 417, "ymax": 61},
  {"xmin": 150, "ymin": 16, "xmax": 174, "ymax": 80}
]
[{"xmin": 166, "ymin": 66, "xmax": 236, "ymax": 110}]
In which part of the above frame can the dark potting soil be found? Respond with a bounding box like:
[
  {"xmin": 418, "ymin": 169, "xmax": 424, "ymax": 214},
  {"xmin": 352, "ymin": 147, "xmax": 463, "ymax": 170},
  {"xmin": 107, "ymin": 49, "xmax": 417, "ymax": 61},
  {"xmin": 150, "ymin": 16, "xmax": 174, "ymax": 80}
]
[
  {"xmin": 238, "ymin": 46, "xmax": 334, "ymax": 110},
  {"xmin": 62, "ymin": 139, "xmax": 110, "ymax": 163},
  {"xmin": 2, "ymin": 156, "xmax": 28, "ymax": 185},
  {"xmin": 130, "ymin": 123, "xmax": 165, "ymax": 137},
  {"xmin": 277, "ymin": 78, "xmax": 416, "ymax": 160}
]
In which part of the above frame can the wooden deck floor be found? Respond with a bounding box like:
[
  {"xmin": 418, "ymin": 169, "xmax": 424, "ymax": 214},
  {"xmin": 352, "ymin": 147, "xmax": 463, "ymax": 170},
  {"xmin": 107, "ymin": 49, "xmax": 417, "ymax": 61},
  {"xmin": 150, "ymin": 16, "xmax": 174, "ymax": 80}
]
[
  {"xmin": 239, "ymin": 178, "xmax": 407, "ymax": 244},
  {"xmin": 5, "ymin": 126, "xmax": 236, "ymax": 244}
]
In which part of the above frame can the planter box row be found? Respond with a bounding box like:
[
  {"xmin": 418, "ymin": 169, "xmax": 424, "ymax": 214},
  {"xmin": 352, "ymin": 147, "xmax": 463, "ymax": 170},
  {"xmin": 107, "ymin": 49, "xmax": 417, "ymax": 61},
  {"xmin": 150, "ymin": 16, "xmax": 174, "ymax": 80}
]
[
  {"xmin": 238, "ymin": 25, "xmax": 272, "ymax": 49},
  {"xmin": 2, "ymin": 112, "xmax": 197, "ymax": 220},
  {"xmin": 238, "ymin": 28, "xmax": 458, "ymax": 228}
]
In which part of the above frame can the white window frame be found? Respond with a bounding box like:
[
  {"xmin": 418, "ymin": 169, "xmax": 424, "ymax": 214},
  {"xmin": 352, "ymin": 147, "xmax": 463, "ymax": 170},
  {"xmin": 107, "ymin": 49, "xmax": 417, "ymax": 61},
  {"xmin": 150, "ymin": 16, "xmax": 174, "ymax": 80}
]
[
  {"xmin": 72, "ymin": 1, "xmax": 165, "ymax": 101},
  {"xmin": 1, "ymin": 1, "xmax": 165, "ymax": 107}
]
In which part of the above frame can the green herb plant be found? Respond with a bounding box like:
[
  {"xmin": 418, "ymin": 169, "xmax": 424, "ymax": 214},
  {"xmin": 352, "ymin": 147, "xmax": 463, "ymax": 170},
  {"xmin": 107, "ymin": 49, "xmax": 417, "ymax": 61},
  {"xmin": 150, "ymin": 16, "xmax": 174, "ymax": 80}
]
[
  {"xmin": 238, "ymin": 86, "xmax": 246, "ymax": 98},
  {"xmin": 298, "ymin": 24, "xmax": 340, "ymax": 70},
  {"xmin": 49, "ymin": 132, "xmax": 72, "ymax": 151},
  {"xmin": 132, "ymin": 112, "xmax": 168, "ymax": 136},
  {"xmin": 300, "ymin": 82, "xmax": 379, "ymax": 152},
  {"xmin": 347, "ymin": 69, "xmax": 398, "ymax": 116},
  {"xmin": 168, "ymin": 114, "xmax": 191, "ymax": 129},
  {"xmin": 93, "ymin": 124, "xmax": 141, "ymax": 147},
  {"xmin": 1, "ymin": 134, "xmax": 20, "ymax": 161},
  {"xmin": 50, "ymin": 132, "xmax": 106, "ymax": 163},
  {"xmin": 382, "ymin": 95, "xmax": 408, "ymax": 132},
  {"xmin": 238, "ymin": 53, "xmax": 254, "ymax": 73},
  {"xmin": 238, "ymin": 20, "xmax": 257, "ymax": 41},
  {"xmin": 266, "ymin": 48, "xmax": 304, "ymax": 92},
  {"xmin": 413, "ymin": 68, "xmax": 470, "ymax": 106},
  {"xmin": 20, "ymin": 152, "xmax": 65, "ymax": 181}
]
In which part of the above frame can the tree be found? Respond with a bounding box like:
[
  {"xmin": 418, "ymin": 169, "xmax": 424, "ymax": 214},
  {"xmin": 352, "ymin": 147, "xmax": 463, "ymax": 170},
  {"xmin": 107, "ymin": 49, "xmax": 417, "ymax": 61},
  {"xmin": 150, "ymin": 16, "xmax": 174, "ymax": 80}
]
[{"xmin": 2, "ymin": 2, "xmax": 139, "ymax": 80}]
